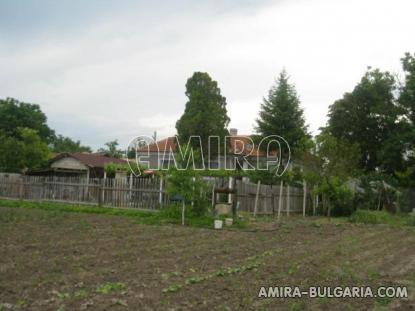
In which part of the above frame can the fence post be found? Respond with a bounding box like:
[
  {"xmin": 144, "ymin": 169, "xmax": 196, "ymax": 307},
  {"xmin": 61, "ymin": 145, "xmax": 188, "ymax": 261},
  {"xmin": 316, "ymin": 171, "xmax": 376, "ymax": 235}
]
[
  {"xmin": 278, "ymin": 180, "xmax": 283, "ymax": 221},
  {"xmin": 129, "ymin": 173, "xmax": 133, "ymax": 207},
  {"xmin": 211, "ymin": 184, "xmax": 215, "ymax": 209},
  {"xmin": 228, "ymin": 176, "xmax": 233, "ymax": 204},
  {"xmin": 286, "ymin": 184, "xmax": 290, "ymax": 216},
  {"xmin": 19, "ymin": 176, "xmax": 24, "ymax": 199},
  {"xmin": 159, "ymin": 175, "xmax": 163, "ymax": 206},
  {"xmin": 253, "ymin": 180, "xmax": 261, "ymax": 217},
  {"xmin": 85, "ymin": 169, "xmax": 90, "ymax": 201},
  {"xmin": 41, "ymin": 177, "xmax": 46, "ymax": 201},
  {"xmin": 303, "ymin": 180, "xmax": 307, "ymax": 217},
  {"xmin": 271, "ymin": 184, "xmax": 275, "ymax": 216},
  {"xmin": 98, "ymin": 178, "xmax": 104, "ymax": 207}
]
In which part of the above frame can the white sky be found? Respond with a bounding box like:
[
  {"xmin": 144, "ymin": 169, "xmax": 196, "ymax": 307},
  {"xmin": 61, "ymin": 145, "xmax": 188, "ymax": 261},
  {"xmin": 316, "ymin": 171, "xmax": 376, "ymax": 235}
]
[{"xmin": 0, "ymin": 0, "xmax": 414, "ymax": 149}]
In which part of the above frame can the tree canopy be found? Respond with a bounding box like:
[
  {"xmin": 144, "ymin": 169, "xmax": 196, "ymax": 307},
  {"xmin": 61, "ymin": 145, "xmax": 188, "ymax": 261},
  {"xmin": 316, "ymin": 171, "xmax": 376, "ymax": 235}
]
[
  {"xmin": 51, "ymin": 135, "xmax": 92, "ymax": 153},
  {"xmin": 176, "ymin": 72, "xmax": 230, "ymax": 160},
  {"xmin": 98, "ymin": 140, "xmax": 123, "ymax": 158},
  {"xmin": 255, "ymin": 70, "xmax": 309, "ymax": 154},
  {"xmin": 326, "ymin": 68, "xmax": 403, "ymax": 173},
  {"xmin": 0, "ymin": 98, "xmax": 55, "ymax": 142},
  {"xmin": 0, "ymin": 97, "xmax": 91, "ymax": 172},
  {"xmin": 0, "ymin": 128, "xmax": 49, "ymax": 173}
]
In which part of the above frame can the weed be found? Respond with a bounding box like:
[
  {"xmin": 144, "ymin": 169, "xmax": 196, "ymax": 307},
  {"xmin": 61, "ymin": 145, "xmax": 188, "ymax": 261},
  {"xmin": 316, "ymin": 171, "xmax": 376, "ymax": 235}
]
[
  {"xmin": 51, "ymin": 290, "xmax": 70, "ymax": 300},
  {"xmin": 74, "ymin": 289, "xmax": 88, "ymax": 298},
  {"xmin": 96, "ymin": 282, "xmax": 126, "ymax": 294},
  {"xmin": 16, "ymin": 299, "xmax": 28, "ymax": 306},
  {"xmin": 161, "ymin": 271, "xmax": 182, "ymax": 280},
  {"xmin": 113, "ymin": 298, "xmax": 128, "ymax": 307},
  {"xmin": 375, "ymin": 295, "xmax": 393, "ymax": 306},
  {"xmin": 367, "ymin": 268, "xmax": 381, "ymax": 279},
  {"xmin": 350, "ymin": 210, "xmax": 415, "ymax": 226},
  {"xmin": 311, "ymin": 221, "xmax": 322, "ymax": 228},
  {"xmin": 185, "ymin": 276, "xmax": 205, "ymax": 285},
  {"xmin": 289, "ymin": 301, "xmax": 306, "ymax": 311},
  {"xmin": 162, "ymin": 249, "xmax": 277, "ymax": 294},
  {"xmin": 162, "ymin": 284, "xmax": 183, "ymax": 293}
]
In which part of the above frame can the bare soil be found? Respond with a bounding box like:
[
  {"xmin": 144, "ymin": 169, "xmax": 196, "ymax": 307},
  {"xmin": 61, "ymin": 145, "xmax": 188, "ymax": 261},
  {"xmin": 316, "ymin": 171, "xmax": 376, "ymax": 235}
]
[{"xmin": 1, "ymin": 206, "xmax": 415, "ymax": 310}]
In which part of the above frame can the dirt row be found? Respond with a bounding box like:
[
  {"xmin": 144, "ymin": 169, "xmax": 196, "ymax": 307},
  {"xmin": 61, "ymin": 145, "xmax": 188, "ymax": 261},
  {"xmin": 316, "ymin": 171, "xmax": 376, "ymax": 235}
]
[{"xmin": 1, "ymin": 206, "xmax": 415, "ymax": 310}]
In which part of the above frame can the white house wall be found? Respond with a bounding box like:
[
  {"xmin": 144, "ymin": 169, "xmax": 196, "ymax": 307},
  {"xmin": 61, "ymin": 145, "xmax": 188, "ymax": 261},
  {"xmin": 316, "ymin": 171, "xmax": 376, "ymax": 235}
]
[{"xmin": 51, "ymin": 157, "xmax": 88, "ymax": 171}]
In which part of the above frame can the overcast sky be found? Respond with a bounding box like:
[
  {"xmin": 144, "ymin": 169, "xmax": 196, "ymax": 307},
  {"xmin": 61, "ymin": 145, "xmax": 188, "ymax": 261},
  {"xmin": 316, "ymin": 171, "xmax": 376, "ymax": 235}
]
[{"xmin": 1, "ymin": 0, "xmax": 414, "ymax": 150}]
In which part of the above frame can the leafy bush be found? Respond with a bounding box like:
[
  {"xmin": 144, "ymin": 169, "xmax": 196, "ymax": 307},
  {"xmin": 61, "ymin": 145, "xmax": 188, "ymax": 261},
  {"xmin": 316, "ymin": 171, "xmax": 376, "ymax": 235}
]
[
  {"xmin": 353, "ymin": 173, "xmax": 400, "ymax": 212},
  {"xmin": 166, "ymin": 169, "xmax": 210, "ymax": 216},
  {"xmin": 316, "ymin": 177, "xmax": 355, "ymax": 217}
]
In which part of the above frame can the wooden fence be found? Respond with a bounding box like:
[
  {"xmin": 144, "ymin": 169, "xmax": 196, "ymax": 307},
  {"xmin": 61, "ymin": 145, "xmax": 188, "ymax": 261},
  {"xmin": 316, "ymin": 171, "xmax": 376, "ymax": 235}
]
[
  {"xmin": 234, "ymin": 180, "xmax": 309, "ymax": 214},
  {"xmin": 0, "ymin": 173, "xmax": 310, "ymax": 214},
  {"xmin": 0, "ymin": 174, "xmax": 167, "ymax": 210}
]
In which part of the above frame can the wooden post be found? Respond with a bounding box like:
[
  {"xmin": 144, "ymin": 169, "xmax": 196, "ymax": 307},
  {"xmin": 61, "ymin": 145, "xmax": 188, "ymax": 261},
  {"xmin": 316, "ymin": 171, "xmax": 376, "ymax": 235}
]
[
  {"xmin": 41, "ymin": 177, "xmax": 46, "ymax": 201},
  {"xmin": 98, "ymin": 178, "xmax": 105, "ymax": 207},
  {"xmin": 228, "ymin": 176, "xmax": 233, "ymax": 204},
  {"xmin": 129, "ymin": 173, "xmax": 133, "ymax": 207},
  {"xmin": 85, "ymin": 169, "xmax": 90, "ymax": 201},
  {"xmin": 159, "ymin": 175, "xmax": 163, "ymax": 206},
  {"xmin": 182, "ymin": 200, "xmax": 185, "ymax": 226},
  {"xmin": 271, "ymin": 184, "xmax": 275, "ymax": 216},
  {"xmin": 19, "ymin": 176, "xmax": 24, "ymax": 199},
  {"xmin": 253, "ymin": 180, "xmax": 261, "ymax": 217},
  {"xmin": 278, "ymin": 180, "xmax": 283, "ymax": 221},
  {"xmin": 286, "ymin": 184, "xmax": 290, "ymax": 216},
  {"xmin": 211, "ymin": 185, "xmax": 215, "ymax": 209},
  {"xmin": 302, "ymin": 180, "xmax": 307, "ymax": 217},
  {"xmin": 232, "ymin": 187, "xmax": 237, "ymax": 220},
  {"xmin": 315, "ymin": 189, "xmax": 319, "ymax": 216}
]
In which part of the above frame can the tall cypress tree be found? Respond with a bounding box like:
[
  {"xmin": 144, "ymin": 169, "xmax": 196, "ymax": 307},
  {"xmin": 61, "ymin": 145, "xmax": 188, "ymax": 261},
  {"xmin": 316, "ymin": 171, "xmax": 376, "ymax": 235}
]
[
  {"xmin": 256, "ymin": 70, "xmax": 309, "ymax": 153},
  {"xmin": 176, "ymin": 72, "xmax": 230, "ymax": 160}
]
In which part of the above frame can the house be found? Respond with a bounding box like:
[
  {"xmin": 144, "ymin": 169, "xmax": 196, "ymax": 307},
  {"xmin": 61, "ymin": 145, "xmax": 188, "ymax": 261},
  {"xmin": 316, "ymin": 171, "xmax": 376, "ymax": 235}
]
[
  {"xmin": 28, "ymin": 152, "xmax": 127, "ymax": 178},
  {"xmin": 135, "ymin": 128, "xmax": 274, "ymax": 170}
]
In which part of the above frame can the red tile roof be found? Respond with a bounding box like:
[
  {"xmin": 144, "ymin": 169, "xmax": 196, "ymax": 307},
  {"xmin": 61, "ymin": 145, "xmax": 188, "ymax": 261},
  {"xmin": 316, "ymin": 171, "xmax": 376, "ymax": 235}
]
[
  {"xmin": 137, "ymin": 136, "xmax": 266, "ymax": 156},
  {"xmin": 52, "ymin": 153, "xmax": 127, "ymax": 168}
]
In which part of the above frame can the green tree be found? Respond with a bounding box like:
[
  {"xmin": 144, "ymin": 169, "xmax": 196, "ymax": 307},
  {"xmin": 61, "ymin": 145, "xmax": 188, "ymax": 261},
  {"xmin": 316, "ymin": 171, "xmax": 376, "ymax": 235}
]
[
  {"xmin": 326, "ymin": 68, "xmax": 402, "ymax": 173},
  {"xmin": 314, "ymin": 131, "xmax": 360, "ymax": 216},
  {"xmin": 400, "ymin": 53, "xmax": 415, "ymax": 125},
  {"xmin": 176, "ymin": 72, "xmax": 230, "ymax": 161},
  {"xmin": 51, "ymin": 135, "xmax": 92, "ymax": 153},
  {"xmin": 255, "ymin": 70, "xmax": 309, "ymax": 154},
  {"xmin": 395, "ymin": 52, "xmax": 415, "ymax": 186},
  {"xmin": 0, "ymin": 128, "xmax": 49, "ymax": 172},
  {"xmin": 0, "ymin": 98, "xmax": 54, "ymax": 142},
  {"xmin": 98, "ymin": 140, "xmax": 123, "ymax": 158}
]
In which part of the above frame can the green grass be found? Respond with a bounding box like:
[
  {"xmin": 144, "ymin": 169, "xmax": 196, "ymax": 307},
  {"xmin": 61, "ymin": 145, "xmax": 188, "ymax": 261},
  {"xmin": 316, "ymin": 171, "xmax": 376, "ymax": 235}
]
[
  {"xmin": 0, "ymin": 198, "xmax": 247, "ymax": 229},
  {"xmin": 350, "ymin": 209, "xmax": 415, "ymax": 226}
]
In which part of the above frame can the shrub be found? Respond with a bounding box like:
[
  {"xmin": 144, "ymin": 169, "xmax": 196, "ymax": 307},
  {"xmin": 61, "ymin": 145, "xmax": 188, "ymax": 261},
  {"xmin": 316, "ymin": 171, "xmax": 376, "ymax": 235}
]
[
  {"xmin": 350, "ymin": 210, "xmax": 393, "ymax": 224},
  {"xmin": 166, "ymin": 169, "xmax": 210, "ymax": 216},
  {"xmin": 316, "ymin": 177, "xmax": 355, "ymax": 217},
  {"xmin": 350, "ymin": 209, "xmax": 415, "ymax": 226}
]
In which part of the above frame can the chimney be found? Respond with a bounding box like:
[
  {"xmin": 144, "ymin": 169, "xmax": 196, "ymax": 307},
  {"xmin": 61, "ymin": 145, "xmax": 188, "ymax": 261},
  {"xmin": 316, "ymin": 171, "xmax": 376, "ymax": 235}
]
[{"xmin": 229, "ymin": 128, "xmax": 238, "ymax": 136}]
